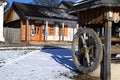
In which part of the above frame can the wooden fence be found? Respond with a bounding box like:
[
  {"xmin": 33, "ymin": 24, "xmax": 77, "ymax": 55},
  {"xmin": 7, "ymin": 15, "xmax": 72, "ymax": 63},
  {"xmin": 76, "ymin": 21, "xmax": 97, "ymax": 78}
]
[{"xmin": 3, "ymin": 27, "xmax": 20, "ymax": 43}]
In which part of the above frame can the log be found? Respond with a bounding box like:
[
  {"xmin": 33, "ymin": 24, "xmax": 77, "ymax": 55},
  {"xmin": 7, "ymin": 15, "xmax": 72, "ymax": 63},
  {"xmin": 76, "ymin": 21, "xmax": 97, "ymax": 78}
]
[{"xmin": 111, "ymin": 45, "xmax": 120, "ymax": 54}]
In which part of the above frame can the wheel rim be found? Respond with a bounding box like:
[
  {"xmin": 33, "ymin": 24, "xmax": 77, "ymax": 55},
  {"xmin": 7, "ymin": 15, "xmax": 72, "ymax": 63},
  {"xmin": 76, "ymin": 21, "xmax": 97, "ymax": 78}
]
[{"xmin": 72, "ymin": 28, "xmax": 103, "ymax": 74}]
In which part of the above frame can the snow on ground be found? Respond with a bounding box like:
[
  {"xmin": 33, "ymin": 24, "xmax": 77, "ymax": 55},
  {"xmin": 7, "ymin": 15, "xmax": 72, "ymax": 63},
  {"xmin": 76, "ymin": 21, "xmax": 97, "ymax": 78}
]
[
  {"xmin": 0, "ymin": 46, "xmax": 77, "ymax": 80},
  {"xmin": 0, "ymin": 50, "xmax": 32, "ymax": 64}
]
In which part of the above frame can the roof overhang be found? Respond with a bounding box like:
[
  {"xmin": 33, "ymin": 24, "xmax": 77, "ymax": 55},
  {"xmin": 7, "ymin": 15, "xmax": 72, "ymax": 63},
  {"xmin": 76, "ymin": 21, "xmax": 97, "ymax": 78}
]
[
  {"xmin": 23, "ymin": 16, "xmax": 78, "ymax": 24},
  {"xmin": 69, "ymin": 0, "xmax": 120, "ymax": 14}
]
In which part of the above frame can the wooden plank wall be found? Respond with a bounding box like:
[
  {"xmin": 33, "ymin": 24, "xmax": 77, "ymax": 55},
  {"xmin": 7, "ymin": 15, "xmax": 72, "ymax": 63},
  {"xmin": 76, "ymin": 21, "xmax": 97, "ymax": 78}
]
[
  {"xmin": 4, "ymin": 28, "xmax": 20, "ymax": 43},
  {"xmin": 78, "ymin": 8, "xmax": 104, "ymax": 25}
]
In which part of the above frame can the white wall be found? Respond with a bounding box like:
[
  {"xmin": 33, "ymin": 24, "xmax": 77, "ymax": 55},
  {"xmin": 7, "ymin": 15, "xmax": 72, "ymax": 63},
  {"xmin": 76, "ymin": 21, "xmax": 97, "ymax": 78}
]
[
  {"xmin": 47, "ymin": 24, "xmax": 77, "ymax": 41},
  {"xmin": 68, "ymin": 26, "xmax": 77, "ymax": 41},
  {"xmin": 0, "ymin": 3, "xmax": 5, "ymax": 42}
]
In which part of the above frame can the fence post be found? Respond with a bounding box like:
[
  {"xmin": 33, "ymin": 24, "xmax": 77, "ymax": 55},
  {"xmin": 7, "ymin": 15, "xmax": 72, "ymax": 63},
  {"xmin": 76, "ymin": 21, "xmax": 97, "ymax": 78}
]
[{"xmin": 102, "ymin": 10, "xmax": 112, "ymax": 80}]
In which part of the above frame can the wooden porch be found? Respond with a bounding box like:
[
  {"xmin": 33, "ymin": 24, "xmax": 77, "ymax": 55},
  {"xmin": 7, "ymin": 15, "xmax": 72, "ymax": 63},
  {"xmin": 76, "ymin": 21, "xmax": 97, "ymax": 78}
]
[{"xmin": 28, "ymin": 41, "xmax": 72, "ymax": 45}]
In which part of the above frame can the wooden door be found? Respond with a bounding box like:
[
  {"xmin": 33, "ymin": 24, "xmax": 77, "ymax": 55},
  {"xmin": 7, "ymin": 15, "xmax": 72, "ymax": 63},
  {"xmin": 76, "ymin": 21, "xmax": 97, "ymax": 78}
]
[{"xmin": 30, "ymin": 24, "xmax": 43, "ymax": 41}]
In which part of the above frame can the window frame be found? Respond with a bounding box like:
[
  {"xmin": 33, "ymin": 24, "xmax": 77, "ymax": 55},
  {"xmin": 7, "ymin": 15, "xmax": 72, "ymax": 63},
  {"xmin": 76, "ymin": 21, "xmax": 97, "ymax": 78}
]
[{"xmin": 49, "ymin": 25, "xmax": 55, "ymax": 35}]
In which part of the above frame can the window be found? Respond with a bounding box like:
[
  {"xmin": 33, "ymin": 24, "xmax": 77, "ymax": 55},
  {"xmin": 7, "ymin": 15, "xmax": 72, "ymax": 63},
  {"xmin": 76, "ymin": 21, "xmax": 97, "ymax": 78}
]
[
  {"xmin": 49, "ymin": 26, "xmax": 55, "ymax": 35},
  {"xmin": 59, "ymin": 26, "xmax": 62, "ymax": 36},
  {"xmin": 31, "ymin": 25, "xmax": 35, "ymax": 36},
  {"xmin": 59, "ymin": 26, "xmax": 68, "ymax": 36}
]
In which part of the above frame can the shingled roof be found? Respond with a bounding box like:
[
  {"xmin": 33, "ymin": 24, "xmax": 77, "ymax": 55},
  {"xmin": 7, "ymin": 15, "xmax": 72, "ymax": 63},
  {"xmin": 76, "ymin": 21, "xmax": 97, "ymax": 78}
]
[
  {"xmin": 12, "ymin": 2, "xmax": 77, "ymax": 21},
  {"xmin": 70, "ymin": 0, "xmax": 120, "ymax": 13}
]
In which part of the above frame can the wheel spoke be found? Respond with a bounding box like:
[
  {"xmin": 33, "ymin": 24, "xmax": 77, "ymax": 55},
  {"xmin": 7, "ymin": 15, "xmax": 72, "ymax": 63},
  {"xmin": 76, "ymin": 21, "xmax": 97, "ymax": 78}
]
[
  {"xmin": 80, "ymin": 35, "xmax": 91, "ymax": 66},
  {"xmin": 88, "ymin": 46, "xmax": 94, "ymax": 50}
]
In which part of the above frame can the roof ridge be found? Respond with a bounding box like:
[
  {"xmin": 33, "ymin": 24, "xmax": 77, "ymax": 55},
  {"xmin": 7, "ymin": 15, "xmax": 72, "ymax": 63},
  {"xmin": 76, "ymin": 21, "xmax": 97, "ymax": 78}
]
[{"xmin": 13, "ymin": 1, "xmax": 61, "ymax": 9}]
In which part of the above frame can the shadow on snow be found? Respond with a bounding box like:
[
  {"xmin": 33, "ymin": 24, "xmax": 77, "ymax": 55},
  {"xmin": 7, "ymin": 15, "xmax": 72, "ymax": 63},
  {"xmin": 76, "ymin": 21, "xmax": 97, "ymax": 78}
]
[{"xmin": 41, "ymin": 45, "xmax": 77, "ymax": 71}]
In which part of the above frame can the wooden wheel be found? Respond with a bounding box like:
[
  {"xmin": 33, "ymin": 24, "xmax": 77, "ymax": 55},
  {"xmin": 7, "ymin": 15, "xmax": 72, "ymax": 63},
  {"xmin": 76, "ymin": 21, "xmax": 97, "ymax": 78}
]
[{"xmin": 72, "ymin": 28, "xmax": 103, "ymax": 74}]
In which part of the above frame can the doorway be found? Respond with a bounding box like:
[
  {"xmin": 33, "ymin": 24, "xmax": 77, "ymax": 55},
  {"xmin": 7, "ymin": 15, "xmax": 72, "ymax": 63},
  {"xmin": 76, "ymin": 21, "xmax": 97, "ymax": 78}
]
[{"xmin": 30, "ymin": 23, "xmax": 43, "ymax": 41}]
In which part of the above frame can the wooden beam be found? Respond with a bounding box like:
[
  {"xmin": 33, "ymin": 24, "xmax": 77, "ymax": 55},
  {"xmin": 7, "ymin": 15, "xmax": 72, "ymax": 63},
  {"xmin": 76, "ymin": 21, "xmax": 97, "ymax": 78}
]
[
  {"xmin": 104, "ymin": 19, "xmax": 112, "ymax": 80},
  {"xmin": 102, "ymin": 10, "xmax": 112, "ymax": 80},
  {"xmin": 29, "ymin": 17, "xmax": 77, "ymax": 24}
]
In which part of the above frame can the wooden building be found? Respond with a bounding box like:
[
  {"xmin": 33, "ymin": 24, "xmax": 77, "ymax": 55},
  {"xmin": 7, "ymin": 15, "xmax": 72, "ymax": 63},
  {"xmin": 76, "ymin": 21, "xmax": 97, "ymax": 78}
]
[
  {"xmin": 69, "ymin": 0, "xmax": 120, "ymax": 44},
  {"xmin": 0, "ymin": 0, "xmax": 6, "ymax": 3},
  {"xmin": 58, "ymin": 1, "xmax": 74, "ymax": 10},
  {"xmin": 4, "ymin": 2, "xmax": 78, "ymax": 43}
]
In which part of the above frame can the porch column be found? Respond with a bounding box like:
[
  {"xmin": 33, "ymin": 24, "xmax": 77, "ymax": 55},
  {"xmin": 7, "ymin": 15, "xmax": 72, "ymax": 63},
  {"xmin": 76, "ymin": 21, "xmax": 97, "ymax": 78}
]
[
  {"xmin": 0, "ymin": 2, "xmax": 6, "ymax": 42},
  {"xmin": 45, "ymin": 21, "xmax": 48, "ymax": 41},
  {"xmin": 62, "ymin": 22, "xmax": 64, "ymax": 41},
  {"xmin": 26, "ymin": 18, "xmax": 29, "ymax": 43},
  {"xmin": 55, "ymin": 24, "xmax": 58, "ymax": 41},
  {"xmin": 76, "ymin": 24, "xmax": 79, "ymax": 30}
]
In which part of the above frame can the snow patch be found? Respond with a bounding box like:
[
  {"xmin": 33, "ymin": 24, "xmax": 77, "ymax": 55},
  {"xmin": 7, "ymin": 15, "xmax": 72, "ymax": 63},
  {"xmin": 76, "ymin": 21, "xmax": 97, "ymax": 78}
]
[{"xmin": 0, "ymin": 46, "xmax": 77, "ymax": 80}]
